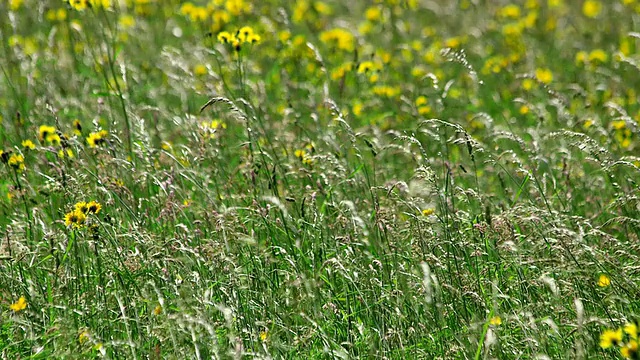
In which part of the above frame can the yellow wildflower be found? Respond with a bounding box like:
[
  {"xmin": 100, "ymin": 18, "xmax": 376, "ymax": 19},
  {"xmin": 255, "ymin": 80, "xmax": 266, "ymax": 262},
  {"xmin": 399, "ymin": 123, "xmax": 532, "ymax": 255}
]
[
  {"xmin": 498, "ymin": 5, "xmax": 521, "ymax": 19},
  {"xmin": 10, "ymin": 296, "xmax": 27, "ymax": 312},
  {"xmin": 87, "ymin": 201, "xmax": 102, "ymax": 214},
  {"xmin": 535, "ymin": 68, "xmax": 553, "ymax": 84},
  {"xmin": 582, "ymin": 0, "xmax": 602, "ymax": 18},
  {"xmin": 86, "ymin": 130, "xmax": 108, "ymax": 148},
  {"xmin": 600, "ymin": 328, "xmax": 623, "ymax": 349},
  {"xmin": 194, "ymin": 64, "xmax": 207, "ymax": 76},
  {"xmin": 598, "ymin": 274, "xmax": 611, "ymax": 287},
  {"xmin": 319, "ymin": 28, "xmax": 355, "ymax": 52},
  {"xmin": 588, "ymin": 49, "xmax": 608, "ymax": 63},
  {"xmin": 39, "ymin": 125, "xmax": 56, "ymax": 142},
  {"xmin": 625, "ymin": 322, "xmax": 638, "ymax": 339},
  {"xmin": 7, "ymin": 154, "xmax": 25, "ymax": 172},
  {"xmin": 621, "ymin": 340, "xmax": 639, "ymax": 359},
  {"xmin": 489, "ymin": 316, "xmax": 502, "ymax": 326},
  {"xmin": 9, "ymin": 0, "xmax": 23, "ymax": 11},
  {"xmin": 64, "ymin": 209, "xmax": 87, "ymax": 229},
  {"xmin": 22, "ymin": 140, "xmax": 35, "ymax": 150}
]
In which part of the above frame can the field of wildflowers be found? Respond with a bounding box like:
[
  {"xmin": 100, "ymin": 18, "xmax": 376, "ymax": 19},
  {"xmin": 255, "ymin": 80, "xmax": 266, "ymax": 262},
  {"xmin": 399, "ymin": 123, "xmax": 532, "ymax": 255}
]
[{"xmin": 1, "ymin": 0, "xmax": 640, "ymax": 358}]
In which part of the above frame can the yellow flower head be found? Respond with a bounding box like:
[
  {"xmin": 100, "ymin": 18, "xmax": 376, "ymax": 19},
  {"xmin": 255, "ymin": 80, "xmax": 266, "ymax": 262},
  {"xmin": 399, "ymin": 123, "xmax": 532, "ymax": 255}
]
[
  {"xmin": 489, "ymin": 316, "xmax": 502, "ymax": 326},
  {"xmin": 10, "ymin": 296, "xmax": 27, "ymax": 312},
  {"xmin": 217, "ymin": 31, "xmax": 235, "ymax": 44},
  {"xmin": 422, "ymin": 208, "xmax": 435, "ymax": 216},
  {"xmin": 7, "ymin": 154, "xmax": 25, "ymax": 172},
  {"xmin": 87, "ymin": 201, "xmax": 102, "ymax": 214},
  {"xmin": 622, "ymin": 339, "xmax": 639, "ymax": 359},
  {"xmin": 625, "ymin": 322, "xmax": 638, "ymax": 340},
  {"xmin": 582, "ymin": 0, "xmax": 602, "ymax": 18},
  {"xmin": 39, "ymin": 125, "xmax": 56, "ymax": 142},
  {"xmin": 588, "ymin": 49, "xmax": 608, "ymax": 63},
  {"xmin": 319, "ymin": 28, "xmax": 355, "ymax": 52},
  {"xmin": 86, "ymin": 130, "xmax": 108, "ymax": 148},
  {"xmin": 22, "ymin": 139, "xmax": 36, "ymax": 150},
  {"xmin": 236, "ymin": 26, "xmax": 255, "ymax": 42},
  {"xmin": 598, "ymin": 274, "xmax": 611, "ymax": 287},
  {"xmin": 69, "ymin": 0, "xmax": 88, "ymax": 11},
  {"xmin": 600, "ymin": 328, "xmax": 623, "ymax": 349},
  {"xmin": 535, "ymin": 68, "xmax": 553, "ymax": 84},
  {"xmin": 64, "ymin": 209, "xmax": 87, "ymax": 229}
]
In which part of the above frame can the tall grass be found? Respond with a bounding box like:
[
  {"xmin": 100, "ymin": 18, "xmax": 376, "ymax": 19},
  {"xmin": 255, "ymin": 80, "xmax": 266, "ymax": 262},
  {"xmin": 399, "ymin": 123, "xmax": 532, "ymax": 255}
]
[{"xmin": 1, "ymin": 0, "xmax": 639, "ymax": 358}]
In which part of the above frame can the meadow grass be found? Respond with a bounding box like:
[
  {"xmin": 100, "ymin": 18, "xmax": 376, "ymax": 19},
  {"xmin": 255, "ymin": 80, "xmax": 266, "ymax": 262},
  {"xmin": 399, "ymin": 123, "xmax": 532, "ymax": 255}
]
[{"xmin": 1, "ymin": 0, "xmax": 640, "ymax": 358}]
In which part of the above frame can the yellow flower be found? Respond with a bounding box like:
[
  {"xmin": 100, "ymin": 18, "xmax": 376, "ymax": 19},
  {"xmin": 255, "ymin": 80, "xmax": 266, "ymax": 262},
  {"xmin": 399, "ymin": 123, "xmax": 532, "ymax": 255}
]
[
  {"xmin": 498, "ymin": 4, "xmax": 521, "ymax": 19},
  {"xmin": 519, "ymin": 105, "xmax": 530, "ymax": 115},
  {"xmin": 39, "ymin": 125, "xmax": 56, "ymax": 142},
  {"xmin": 319, "ymin": 28, "xmax": 355, "ymax": 52},
  {"xmin": 22, "ymin": 139, "xmax": 35, "ymax": 150},
  {"xmin": 10, "ymin": 296, "xmax": 27, "ymax": 312},
  {"xmin": 7, "ymin": 154, "xmax": 25, "ymax": 172},
  {"xmin": 153, "ymin": 305, "xmax": 163, "ymax": 315},
  {"xmin": 236, "ymin": 26, "xmax": 255, "ymax": 42},
  {"xmin": 575, "ymin": 51, "xmax": 588, "ymax": 66},
  {"xmin": 600, "ymin": 328, "xmax": 623, "ymax": 349},
  {"xmin": 217, "ymin": 31, "xmax": 235, "ymax": 44},
  {"xmin": 78, "ymin": 330, "xmax": 90, "ymax": 344},
  {"xmin": 612, "ymin": 120, "xmax": 626, "ymax": 130},
  {"xmin": 598, "ymin": 274, "xmax": 611, "ymax": 287},
  {"xmin": 422, "ymin": 208, "xmax": 435, "ymax": 216},
  {"xmin": 119, "ymin": 15, "xmax": 136, "ymax": 29},
  {"xmin": 89, "ymin": 0, "xmax": 111, "ymax": 8},
  {"xmin": 9, "ymin": 0, "xmax": 23, "ymax": 11},
  {"xmin": 259, "ymin": 330, "xmax": 268, "ymax": 342},
  {"xmin": 87, "ymin": 201, "xmax": 102, "ymax": 214},
  {"xmin": 625, "ymin": 322, "xmax": 638, "ymax": 339},
  {"xmin": 86, "ymin": 130, "xmax": 108, "ymax": 148},
  {"xmin": 535, "ymin": 68, "xmax": 553, "ymax": 84},
  {"xmin": 245, "ymin": 34, "xmax": 261, "ymax": 44},
  {"xmin": 194, "ymin": 64, "xmax": 207, "ymax": 76},
  {"xmin": 582, "ymin": 0, "xmax": 602, "ymax": 18},
  {"xmin": 357, "ymin": 61, "xmax": 377, "ymax": 74},
  {"xmin": 489, "ymin": 316, "xmax": 502, "ymax": 326},
  {"xmin": 64, "ymin": 210, "xmax": 87, "ymax": 229},
  {"xmin": 588, "ymin": 49, "xmax": 608, "ymax": 63},
  {"xmin": 69, "ymin": 0, "xmax": 88, "ymax": 11},
  {"xmin": 415, "ymin": 96, "xmax": 428, "ymax": 107},
  {"xmin": 621, "ymin": 339, "xmax": 638, "ymax": 359},
  {"xmin": 365, "ymin": 6, "xmax": 382, "ymax": 21},
  {"xmin": 418, "ymin": 105, "xmax": 431, "ymax": 116}
]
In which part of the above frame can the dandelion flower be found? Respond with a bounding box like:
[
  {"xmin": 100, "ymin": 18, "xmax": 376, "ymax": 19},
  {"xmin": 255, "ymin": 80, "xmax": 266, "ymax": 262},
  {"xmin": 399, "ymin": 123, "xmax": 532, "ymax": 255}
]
[
  {"xmin": 7, "ymin": 154, "xmax": 25, "ymax": 172},
  {"xmin": 422, "ymin": 208, "xmax": 435, "ymax": 216},
  {"xmin": 535, "ymin": 68, "xmax": 553, "ymax": 84},
  {"xmin": 600, "ymin": 328, "xmax": 623, "ymax": 349},
  {"xmin": 582, "ymin": 0, "xmax": 602, "ymax": 18},
  {"xmin": 489, "ymin": 316, "xmax": 502, "ymax": 326},
  {"xmin": 22, "ymin": 140, "xmax": 35, "ymax": 150},
  {"xmin": 10, "ymin": 296, "xmax": 27, "ymax": 312},
  {"xmin": 625, "ymin": 322, "xmax": 638, "ymax": 339},
  {"xmin": 622, "ymin": 339, "xmax": 639, "ymax": 359},
  {"xmin": 598, "ymin": 274, "xmax": 611, "ymax": 287}
]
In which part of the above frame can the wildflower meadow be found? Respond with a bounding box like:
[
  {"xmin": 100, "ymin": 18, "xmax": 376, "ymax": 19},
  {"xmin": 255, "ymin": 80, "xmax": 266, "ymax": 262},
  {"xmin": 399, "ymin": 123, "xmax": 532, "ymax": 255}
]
[{"xmin": 1, "ymin": 0, "xmax": 640, "ymax": 358}]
